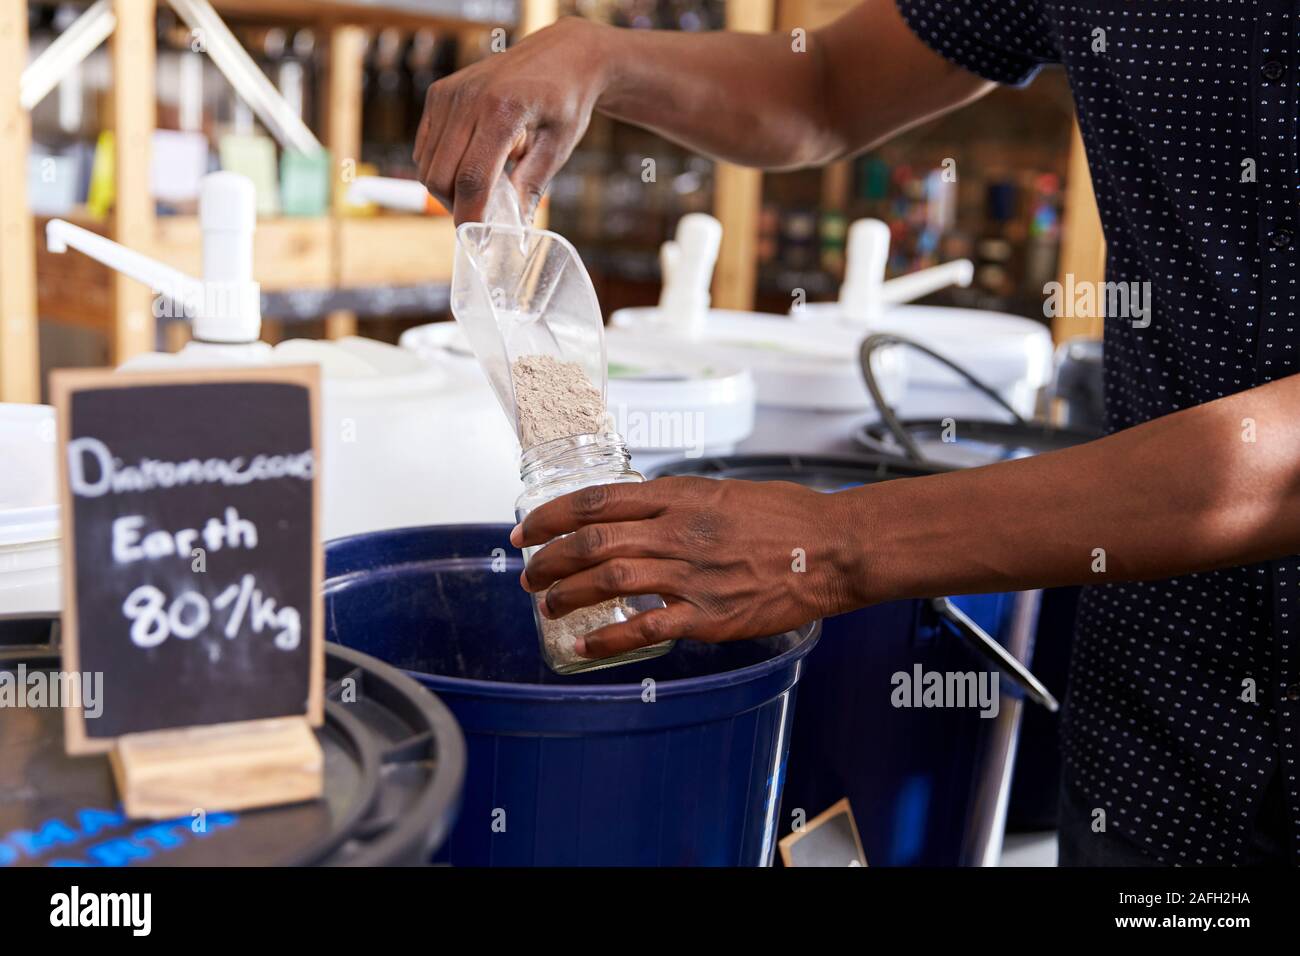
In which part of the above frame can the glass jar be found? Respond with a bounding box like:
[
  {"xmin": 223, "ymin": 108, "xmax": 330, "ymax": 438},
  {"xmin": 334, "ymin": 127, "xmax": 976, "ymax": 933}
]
[{"xmin": 516, "ymin": 432, "xmax": 673, "ymax": 674}]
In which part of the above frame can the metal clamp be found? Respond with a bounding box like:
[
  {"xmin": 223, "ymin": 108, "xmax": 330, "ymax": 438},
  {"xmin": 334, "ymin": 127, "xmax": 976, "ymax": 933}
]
[{"xmin": 931, "ymin": 596, "xmax": 1059, "ymax": 711}]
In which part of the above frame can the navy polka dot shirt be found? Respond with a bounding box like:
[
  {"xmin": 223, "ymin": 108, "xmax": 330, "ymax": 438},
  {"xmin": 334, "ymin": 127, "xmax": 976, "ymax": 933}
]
[{"xmin": 898, "ymin": 0, "xmax": 1299, "ymax": 864}]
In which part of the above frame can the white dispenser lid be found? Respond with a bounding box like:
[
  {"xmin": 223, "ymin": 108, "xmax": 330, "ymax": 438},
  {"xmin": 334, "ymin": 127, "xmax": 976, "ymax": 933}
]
[
  {"xmin": 0, "ymin": 404, "xmax": 60, "ymax": 546},
  {"xmin": 609, "ymin": 306, "xmax": 909, "ymax": 412},
  {"xmin": 605, "ymin": 329, "xmax": 755, "ymax": 451},
  {"xmin": 795, "ymin": 301, "xmax": 1054, "ymax": 393}
]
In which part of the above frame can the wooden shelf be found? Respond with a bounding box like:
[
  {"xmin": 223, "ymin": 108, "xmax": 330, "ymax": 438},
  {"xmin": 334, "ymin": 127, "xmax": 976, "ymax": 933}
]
[
  {"xmin": 208, "ymin": 0, "xmax": 516, "ymax": 30},
  {"xmin": 337, "ymin": 216, "xmax": 456, "ymax": 287},
  {"xmin": 35, "ymin": 212, "xmax": 453, "ymax": 331}
]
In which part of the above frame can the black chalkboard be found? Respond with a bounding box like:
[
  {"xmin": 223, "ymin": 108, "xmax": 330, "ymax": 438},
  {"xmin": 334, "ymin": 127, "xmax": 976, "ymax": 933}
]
[{"xmin": 52, "ymin": 367, "xmax": 323, "ymax": 753}]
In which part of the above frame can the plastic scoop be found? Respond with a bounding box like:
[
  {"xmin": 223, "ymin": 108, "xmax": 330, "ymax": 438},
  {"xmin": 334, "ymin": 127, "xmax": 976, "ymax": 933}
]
[{"xmin": 450, "ymin": 177, "xmax": 607, "ymax": 444}]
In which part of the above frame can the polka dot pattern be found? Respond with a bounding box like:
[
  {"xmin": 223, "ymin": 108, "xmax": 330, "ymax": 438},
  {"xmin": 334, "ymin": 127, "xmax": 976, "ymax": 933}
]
[{"xmin": 897, "ymin": 0, "xmax": 1298, "ymax": 864}]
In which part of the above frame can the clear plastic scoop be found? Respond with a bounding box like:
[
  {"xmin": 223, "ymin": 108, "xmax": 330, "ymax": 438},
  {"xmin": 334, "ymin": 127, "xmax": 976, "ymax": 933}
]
[{"xmin": 450, "ymin": 177, "xmax": 608, "ymax": 444}]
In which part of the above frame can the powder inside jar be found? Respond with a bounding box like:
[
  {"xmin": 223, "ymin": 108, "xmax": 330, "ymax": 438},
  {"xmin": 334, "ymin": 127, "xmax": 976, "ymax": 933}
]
[
  {"xmin": 511, "ymin": 352, "xmax": 642, "ymax": 669},
  {"xmin": 511, "ymin": 353, "xmax": 607, "ymax": 448},
  {"xmin": 538, "ymin": 597, "xmax": 638, "ymax": 671}
]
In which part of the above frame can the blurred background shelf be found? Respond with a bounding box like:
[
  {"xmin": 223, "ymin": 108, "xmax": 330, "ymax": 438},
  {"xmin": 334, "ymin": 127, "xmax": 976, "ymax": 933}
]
[{"xmin": 0, "ymin": 0, "xmax": 1103, "ymax": 403}]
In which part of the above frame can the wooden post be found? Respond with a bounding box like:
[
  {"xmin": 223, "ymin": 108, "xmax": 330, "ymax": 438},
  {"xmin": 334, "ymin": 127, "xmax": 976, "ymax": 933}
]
[
  {"xmin": 712, "ymin": 0, "xmax": 775, "ymax": 312},
  {"xmin": 1054, "ymin": 119, "xmax": 1106, "ymax": 342},
  {"xmin": 519, "ymin": 0, "xmax": 557, "ymax": 229},
  {"xmin": 0, "ymin": 4, "xmax": 39, "ymax": 402},
  {"xmin": 112, "ymin": 0, "xmax": 158, "ymax": 363},
  {"xmin": 519, "ymin": 0, "xmax": 558, "ymax": 38},
  {"xmin": 325, "ymin": 24, "xmax": 367, "ymax": 340}
]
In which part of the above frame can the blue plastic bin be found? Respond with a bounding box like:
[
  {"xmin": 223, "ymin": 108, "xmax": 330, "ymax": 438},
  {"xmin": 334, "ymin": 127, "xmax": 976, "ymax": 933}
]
[
  {"xmin": 323, "ymin": 524, "xmax": 819, "ymax": 866},
  {"xmin": 650, "ymin": 454, "xmax": 1040, "ymax": 866}
]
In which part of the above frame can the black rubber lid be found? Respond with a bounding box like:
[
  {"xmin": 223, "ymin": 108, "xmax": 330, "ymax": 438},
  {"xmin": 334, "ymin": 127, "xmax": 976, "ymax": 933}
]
[
  {"xmin": 855, "ymin": 419, "xmax": 1102, "ymax": 469},
  {"xmin": 649, "ymin": 452, "xmax": 943, "ymax": 489},
  {"xmin": 0, "ymin": 643, "xmax": 464, "ymax": 867}
]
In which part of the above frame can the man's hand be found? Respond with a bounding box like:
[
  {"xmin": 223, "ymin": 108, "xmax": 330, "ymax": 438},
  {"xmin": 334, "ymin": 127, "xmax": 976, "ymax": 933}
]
[
  {"xmin": 510, "ymin": 476, "xmax": 864, "ymax": 660},
  {"xmin": 414, "ymin": 3, "xmax": 990, "ymax": 225},
  {"xmin": 413, "ymin": 17, "xmax": 608, "ymax": 224}
]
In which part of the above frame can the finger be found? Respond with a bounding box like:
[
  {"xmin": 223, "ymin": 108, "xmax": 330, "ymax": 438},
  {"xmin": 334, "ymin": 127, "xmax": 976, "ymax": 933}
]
[
  {"xmin": 450, "ymin": 105, "xmax": 527, "ymax": 224},
  {"xmin": 576, "ymin": 604, "xmax": 700, "ymax": 660},
  {"xmin": 538, "ymin": 558, "xmax": 688, "ymax": 618},
  {"xmin": 508, "ymin": 128, "xmax": 569, "ymax": 222},
  {"xmin": 521, "ymin": 520, "xmax": 677, "ymax": 591},
  {"xmin": 417, "ymin": 101, "xmax": 471, "ymax": 210},
  {"xmin": 513, "ymin": 482, "xmax": 666, "ymax": 548}
]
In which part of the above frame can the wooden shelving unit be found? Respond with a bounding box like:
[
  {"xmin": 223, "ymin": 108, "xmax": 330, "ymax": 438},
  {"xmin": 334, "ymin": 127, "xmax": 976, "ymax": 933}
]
[
  {"xmin": 0, "ymin": 0, "xmax": 1100, "ymax": 404},
  {"xmin": 1, "ymin": 0, "xmax": 552, "ymax": 402}
]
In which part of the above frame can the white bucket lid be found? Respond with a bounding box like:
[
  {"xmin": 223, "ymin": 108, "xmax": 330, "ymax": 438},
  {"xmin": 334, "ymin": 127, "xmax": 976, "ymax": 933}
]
[
  {"xmin": 794, "ymin": 302, "xmax": 1054, "ymax": 391},
  {"xmin": 0, "ymin": 404, "xmax": 60, "ymax": 547},
  {"xmin": 609, "ymin": 307, "xmax": 909, "ymax": 412},
  {"xmin": 605, "ymin": 330, "xmax": 756, "ymax": 451}
]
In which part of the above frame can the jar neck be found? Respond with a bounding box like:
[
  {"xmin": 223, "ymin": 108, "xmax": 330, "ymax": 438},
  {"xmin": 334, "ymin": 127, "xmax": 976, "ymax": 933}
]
[{"xmin": 519, "ymin": 432, "xmax": 631, "ymax": 488}]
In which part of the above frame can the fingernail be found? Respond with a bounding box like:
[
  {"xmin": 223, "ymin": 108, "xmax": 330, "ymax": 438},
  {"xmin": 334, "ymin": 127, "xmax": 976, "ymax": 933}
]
[
  {"xmin": 519, "ymin": 570, "xmax": 532, "ymax": 592},
  {"xmin": 509, "ymin": 523, "xmax": 523, "ymax": 546},
  {"xmin": 573, "ymin": 637, "xmax": 588, "ymax": 657}
]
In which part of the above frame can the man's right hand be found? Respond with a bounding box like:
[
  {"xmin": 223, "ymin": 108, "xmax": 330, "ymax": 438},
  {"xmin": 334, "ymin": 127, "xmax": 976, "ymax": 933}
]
[
  {"xmin": 413, "ymin": 2, "xmax": 992, "ymax": 227},
  {"xmin": 413, "ymin": 17, "xmax": 609, "ymax": 224}
]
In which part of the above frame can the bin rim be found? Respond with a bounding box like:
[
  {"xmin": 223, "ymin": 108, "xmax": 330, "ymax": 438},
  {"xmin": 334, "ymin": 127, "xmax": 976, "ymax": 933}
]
[{"xmin": 324, "ymin": 522, "xmax": 821, "ymax": 703}]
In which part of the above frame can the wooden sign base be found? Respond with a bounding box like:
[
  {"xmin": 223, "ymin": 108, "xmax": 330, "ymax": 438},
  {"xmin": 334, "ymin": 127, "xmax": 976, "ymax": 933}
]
[{"xmin": 109, "ymin": 716, "xmax": 324, "ymax": 820}]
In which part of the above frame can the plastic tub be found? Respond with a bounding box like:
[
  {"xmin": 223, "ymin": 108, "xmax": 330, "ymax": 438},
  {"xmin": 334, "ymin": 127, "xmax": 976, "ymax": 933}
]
[
  {"xmin": 0, "ymin": 638, "xmax": 465, "ymax": 866},
  {"xmin": 854, "ymin": 412, "xmax": 1102, "ymax": 831},
  {"xmin": 0, "ymin": 404, "xmax": 60, "ymax": 618},
  {"xmin": 400, "ymin": 320, "xmax": 759, "ymax": 475},
  {"xmin": 793, "ymin": 302, "xmax": 1054, "ymax": 419},
  {"xmin": 650, "ymin": 453, "xmax": 1041, "ymax": 866},
  {"xmin": 323, "ymin": 523, "xmax": 820, "ymax": 866}
]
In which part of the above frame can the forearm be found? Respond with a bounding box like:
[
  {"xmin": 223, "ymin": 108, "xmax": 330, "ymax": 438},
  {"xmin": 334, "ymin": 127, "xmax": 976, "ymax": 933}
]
[
  {"xmin": 849, "ymin": 376, "xmax": 1300, "ymax": 604},
  {"xmin": 591, "ymin": 25, "xmax": 834, "ymax": 168},
  {"xmin": 590, "ymin": 1, "xmax": 992, "ymax": 169}
]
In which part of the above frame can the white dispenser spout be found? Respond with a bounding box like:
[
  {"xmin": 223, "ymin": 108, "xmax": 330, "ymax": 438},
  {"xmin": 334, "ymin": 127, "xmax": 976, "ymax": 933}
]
[
  {"xmin": 46, "ymin": 171, "xmax": 262, "ymax": 344},
  {"xmin": 837, "ymin": 218, "xmax": 975, "ymax": 324},
  {"xmin": 657, "ymin": 213, "xmax": 722, "ymax": 339},
  {"xmin": 880, "ymin": 258, "xmax": 974, "ymax": 305}
]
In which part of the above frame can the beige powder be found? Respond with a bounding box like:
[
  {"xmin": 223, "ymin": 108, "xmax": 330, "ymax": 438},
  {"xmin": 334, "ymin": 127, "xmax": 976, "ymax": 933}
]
[
  {"xmin": 512, "ymin": 352, "xmax": 637, "ymax": 669},
  {"xmin": 511, "ymin": 354, "xmax": 606, "ymax": 448},
  {"xmin": 538, "ymin": 596, "xmax": 637, "ymax": 671}
]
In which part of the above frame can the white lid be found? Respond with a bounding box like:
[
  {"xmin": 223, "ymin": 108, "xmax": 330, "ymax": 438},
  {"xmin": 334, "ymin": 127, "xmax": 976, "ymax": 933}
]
[
  {"xmin": 0, "ymin": 404, "xmax": 60, "ymax": 546},
  {"xmin": 609, "ymin": 306, "xmax": 909, "ymax": 412},
  {"xmin": 605, "ymin": 329, "xmax": 756, "ymax": 450},
  {"xmin": 795, "ymin": 302, "xmax": 1054, "ymax": 390}
]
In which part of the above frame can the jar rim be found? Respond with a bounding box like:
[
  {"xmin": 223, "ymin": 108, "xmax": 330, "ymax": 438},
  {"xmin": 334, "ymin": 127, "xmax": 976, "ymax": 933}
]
[{"xmin": 519, "ymin": 431, "xmax": 629, "ymax": 480}]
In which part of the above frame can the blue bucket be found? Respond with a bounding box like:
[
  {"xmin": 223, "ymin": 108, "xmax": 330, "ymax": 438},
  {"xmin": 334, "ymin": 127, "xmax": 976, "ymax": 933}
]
[
  {"xmin": 854, "ymin": 416, "xmax": 1100, "ymax": 832},
  {"xmin": 323, "ymin": 524, "xmax": 819, "ymax": 866},
  {"xmin": 650, "ymin": 454, "xmax": 1041, "ymax": 866}
]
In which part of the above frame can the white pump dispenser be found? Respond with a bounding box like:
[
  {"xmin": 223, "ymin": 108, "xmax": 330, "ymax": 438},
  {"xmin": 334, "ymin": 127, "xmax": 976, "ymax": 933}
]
[
  {"xmin": 46, "ymin": 172, "xmax": 264, "ymax": 354},
  {"xmin": 656, "ymin": 213, "xmax": 722, "ymax": 339},
  {"xmin": 835, "ymin": 218, "xmax": 975, "ymax": 325}
]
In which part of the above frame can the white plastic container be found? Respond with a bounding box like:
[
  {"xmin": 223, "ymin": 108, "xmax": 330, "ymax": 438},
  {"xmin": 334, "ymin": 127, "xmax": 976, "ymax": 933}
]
[
  {"xmin": 122, "ymin": 336, "xmax": 522, "ymax": 539},
  {"xmin": 609, "ymin": 307, "xmax": 909, "ymax": 413},
  {"xmin": 0, "ymin": 404, "xmax": 61, "ymax": 617},
  {"xmin": 402, "ymin": 321, "xmax": 758, "ymax": 474},
  {"xmin": 793, "ymin": 302, "xmax": 1054, "ymax": 419}
]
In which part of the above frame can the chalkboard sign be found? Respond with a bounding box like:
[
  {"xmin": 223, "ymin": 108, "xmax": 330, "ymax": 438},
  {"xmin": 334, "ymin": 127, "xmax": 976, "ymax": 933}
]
[
  {"xmin": 52, "ymin": 366, "xmax": 323, "ymax": 755},
  {"xmin": 779, "ymin": 798, "xmax": 868, "ymax": 867}
]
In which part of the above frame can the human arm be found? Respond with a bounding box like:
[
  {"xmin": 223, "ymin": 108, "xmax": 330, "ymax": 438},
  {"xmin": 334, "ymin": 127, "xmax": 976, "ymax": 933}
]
[
  {"xmin": 413, "ymin": 1, "xmax": 992, "ymax": 222},
  {"xmin": 513, "ymin": 375, "xmax": 1300, "ymax": 659}
]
